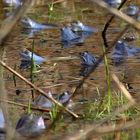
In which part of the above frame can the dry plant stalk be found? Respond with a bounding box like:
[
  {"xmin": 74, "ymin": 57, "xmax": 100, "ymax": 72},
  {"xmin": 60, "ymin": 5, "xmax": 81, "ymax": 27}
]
[
  {"xmin": 0, "ymin": 98, "xmax": 50, "ymax": 112},
  {"xmin": 90, "ymin": 0, "xmax": 140, "ymax": 30},
  {"xmin": 0, "ymin": 0, "xmax": 33, "ymax": 44},
  {"xmin": 112, "ymin": 74, "xmax": 135, "ymax": 104},
  {"xmin": 0, "ymin": 60, "xmax": 78, "ymax": 118}
]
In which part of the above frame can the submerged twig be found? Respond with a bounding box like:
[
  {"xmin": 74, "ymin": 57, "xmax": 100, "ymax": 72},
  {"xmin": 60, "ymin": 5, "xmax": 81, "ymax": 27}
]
[
  {"xmin": 0, "ymin": 99, "xmax": 50, "ymax": 112},
  {"xmin": 0, "ymin": 60, "xmax": 78, "ymax": 118}
]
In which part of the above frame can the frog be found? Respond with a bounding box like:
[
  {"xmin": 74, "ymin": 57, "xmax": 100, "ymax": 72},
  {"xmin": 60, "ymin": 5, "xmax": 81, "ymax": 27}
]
[
  {"xmin": 80, "ymin": 51, "xmax": 96, "ymax": 66},
  {"xmin": 16, "ymin": 113, "xmax": 45, "ymax": 137}
]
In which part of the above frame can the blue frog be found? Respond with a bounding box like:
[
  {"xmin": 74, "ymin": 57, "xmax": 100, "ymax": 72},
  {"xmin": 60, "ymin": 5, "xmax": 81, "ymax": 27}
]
[
  {"xmin": 70, "ymin": 21, "xmax": 97, "ymax": 41},
  {"xmin": 124, "ymin": 5, "xmax": 139, "ymax": 16},
  {"xmin": 61, "ymin": 26, "xmax": 84, "ymax": 47},
  {"xmin": 32, "ymin": 91, "xmax": 54, "ymax": 108},
  {"xmin": 111, "ymin": 41, "xmax": 140, "ymax": 62},
  {"xmin": 58, "ymin": 91, "xmax": 71, "ymax": 105},
  {"xmin": 21, "ymin": 17, "xmax": 58, "ymax": 29},
  {"xmin": 79, "ymin": 52, "xmax": 97, "ymax": 76},
  {"xmin": 16, "ymin": 113, "xmax": 45, "ymax": 137},
  {"xmin": 4, "ymin": 0, "xmax": 22, "ymax": 7},
  {"xmin": 20, "ymin": 50, "xmax": 46, "ymax": 64},
  {"xmin": 104, "ymin": 0, "xmax": 122, "ymax": 7},
  {"xmin": 80, "ymin": 51, "xmax": 96, "ymax": 66},
  {"xmin": 0, "ymin": 109, "xmax": 6, "ymax": 140},
  {"xmin": 20, "ymin": 49, "xmax": 46, "ymax": 69},
  {"xmin": 70, "ymin": 21, "xmax": 97, "ymax": 33}
]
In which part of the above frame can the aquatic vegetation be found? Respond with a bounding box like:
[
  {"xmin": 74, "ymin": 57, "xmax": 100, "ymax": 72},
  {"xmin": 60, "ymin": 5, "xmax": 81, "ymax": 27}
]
[
  {"xmin": 79, "ymin": 51, "xmax": 96, "ymax": 66},
  {"xmin": 111, "ymin": 41, "xmax": 140, "ymax": 62},
  {"xmin": 104, "ymin": 0, "xmax": 122, "ymax": 7},
  {"xmin": 49, "ymin": 105, "xmax": 58, "ymax": 122},
  {"xmin": 16, "ymin": 113, "xmax": 45, "ymax": 137}
]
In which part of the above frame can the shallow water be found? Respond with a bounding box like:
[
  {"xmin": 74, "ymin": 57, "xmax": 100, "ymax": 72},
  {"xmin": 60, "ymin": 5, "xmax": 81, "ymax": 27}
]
[{"xmin": 1, "ymin": 0, "xmax": 140, "ymax": 139}]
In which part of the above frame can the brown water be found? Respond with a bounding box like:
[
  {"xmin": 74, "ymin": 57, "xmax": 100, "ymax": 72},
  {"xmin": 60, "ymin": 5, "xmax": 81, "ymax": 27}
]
[{"xmin": 1, "ymin": 0, "xmax": 140, "ymax": 139}]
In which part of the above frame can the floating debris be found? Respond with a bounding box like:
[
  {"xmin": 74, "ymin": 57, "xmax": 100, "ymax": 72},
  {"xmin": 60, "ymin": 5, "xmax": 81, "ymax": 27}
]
[
  {"xmin": 111, "ymin": 41, "xmax": 140, "ymax": 62},
  {"xmin": 21, "ymin": 17, "xmax": 58, "ymax": 29},
  {"xmin": 124, "ymin": 5, "xmax": 139, "ymax": 16},
  {"xmin": 33, "ymin": 91, "xmax": 54, "ymax": 108},
  {"xmin": 79, "ymin": 51, "xmax": 97, "ymax": 66},
  {"xmin": 16, "ymin": 113, "xmax": 45, "ymax": 137},
  {"xmin": 104, "ymin": 0, "xmax": 122, "ymax": 7}
]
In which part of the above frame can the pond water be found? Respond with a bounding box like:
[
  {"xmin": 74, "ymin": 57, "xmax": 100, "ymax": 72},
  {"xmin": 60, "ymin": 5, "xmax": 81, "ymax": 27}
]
[{"xmin": 1, "ymin": 0, "xmax": 140, "ymax": 139}]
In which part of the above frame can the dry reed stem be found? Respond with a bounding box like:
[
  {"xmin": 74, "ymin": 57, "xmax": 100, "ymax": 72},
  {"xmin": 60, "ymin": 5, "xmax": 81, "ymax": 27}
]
[
  {"xmin": 0, "ymin": 60, "xmax": 78, "ymax": 118},
  {"xmin": 0, "ymin": 99, "xmax": 50, "ymax": 112},
  {"xmin": 112, "ymin": 74, "xmax": 135, "ymax": 104},
  {"xmin": 90, "ymin": 0, "xmax": 140, "ymax": 30},
  {"xmin": 0, "ymin": 0, "xmax": 33, "ymax": 44}
]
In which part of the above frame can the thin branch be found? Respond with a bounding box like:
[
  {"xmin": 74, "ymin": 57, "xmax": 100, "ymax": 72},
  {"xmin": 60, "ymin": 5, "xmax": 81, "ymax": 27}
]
[
  {"xmin": 0, "ymin": 60, "xmax": 78, "ymax": 118},
  {"xmin": 90, "ymin": 0, "xmax": 140, "ymax": 30},
  {"xmin": 0, "ymin": 98, "xmax": 50, "ymax": 112},
  {"xmin": 102, "ymin": 0, "xmax": 128, "ymax": 48},
  {"xmin": 112, "ymin": 74, "xmax": 135, "ymax": 104},
  {"xmin": 0, "ymin": 0, "xmax": 33, "ymax": 44}
]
